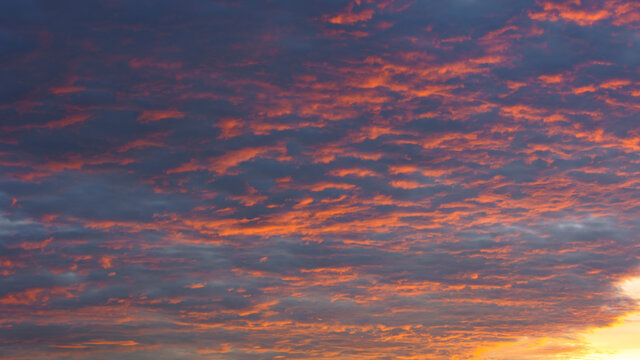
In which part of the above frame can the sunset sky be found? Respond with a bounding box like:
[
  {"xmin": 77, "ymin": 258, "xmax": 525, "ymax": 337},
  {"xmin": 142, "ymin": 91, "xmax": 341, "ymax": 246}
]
[{"xmin": 1, "ymin": 0, "xmax": 640, "ymax": 359}]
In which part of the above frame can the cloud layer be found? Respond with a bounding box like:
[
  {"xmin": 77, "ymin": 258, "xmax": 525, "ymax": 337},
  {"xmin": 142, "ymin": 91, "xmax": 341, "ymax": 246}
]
[{"xmin": 1, "ymin": 0, "xmax": 640, "ymax": 359}]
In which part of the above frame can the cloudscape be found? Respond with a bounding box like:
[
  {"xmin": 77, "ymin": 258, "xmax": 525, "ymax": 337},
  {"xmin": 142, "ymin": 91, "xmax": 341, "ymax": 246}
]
[{"xmin": 1, "ymin": 1, "xmax": 640, "ymax": 359}]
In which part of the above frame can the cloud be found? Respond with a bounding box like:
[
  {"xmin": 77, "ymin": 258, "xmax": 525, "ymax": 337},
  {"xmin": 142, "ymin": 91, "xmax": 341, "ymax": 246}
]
[{"xmin": 1, "ymin": 0, "xmax": 639, "ymax": 359}]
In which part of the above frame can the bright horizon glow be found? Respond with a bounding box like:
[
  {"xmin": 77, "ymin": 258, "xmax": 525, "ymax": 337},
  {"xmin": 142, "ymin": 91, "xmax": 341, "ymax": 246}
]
[
  {"xmin": 570, "ymin": 277, "xmax": 640, "ymax": 360},
  {"xmin": 474, "ymin": 277, "xmax": 640, "ymax": 360}
]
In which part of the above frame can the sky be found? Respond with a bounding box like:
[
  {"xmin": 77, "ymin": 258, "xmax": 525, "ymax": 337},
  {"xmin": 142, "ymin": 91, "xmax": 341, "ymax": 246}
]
[{"xmin": 1, "ymin": 0, "xmax": 640, "ymax": 359}]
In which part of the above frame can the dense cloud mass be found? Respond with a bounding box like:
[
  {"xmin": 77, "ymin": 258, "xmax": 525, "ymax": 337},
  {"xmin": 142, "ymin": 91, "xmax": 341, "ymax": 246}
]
[{"xmin": 1, "ymin": 0, "xmax": 640, "ymax": 359}]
